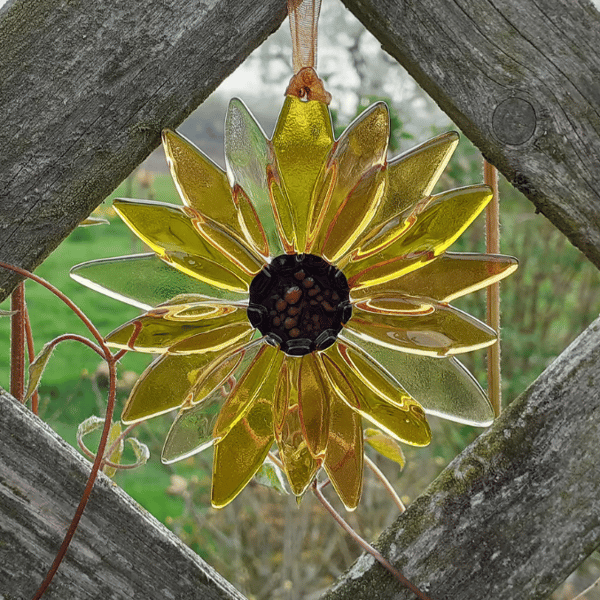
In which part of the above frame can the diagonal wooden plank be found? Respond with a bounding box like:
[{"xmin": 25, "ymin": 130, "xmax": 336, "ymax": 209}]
[
  {"xmin": 0, "ymin": 0, "xmax": 287, "ymax": 301},
  {"xmin": 324, "ymin": 316, "xmax": 600, "ymax": 600},
  {"xmin": 342, "ymin": 0, "xmax": 600, "ymax": 271},
  {"xmin": 0, "ymin": 388, "xmax": 249, "ymax": 599}
]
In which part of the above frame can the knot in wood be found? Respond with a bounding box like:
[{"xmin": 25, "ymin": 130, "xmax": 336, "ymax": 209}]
[{"xmin": 492, "ymin": 97, "xmax": 536, "ymax": 145}]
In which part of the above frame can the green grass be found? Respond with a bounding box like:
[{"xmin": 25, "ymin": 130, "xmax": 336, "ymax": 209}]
[{"xmin": 0, "ymin": 174, "xmax": 181, "ymax": 388}]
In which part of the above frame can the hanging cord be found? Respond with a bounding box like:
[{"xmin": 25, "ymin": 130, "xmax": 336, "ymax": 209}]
[
  {"xmin": 289, "ymin": 0, "xmax": 320, "ymax": 74},
  {"xmin": 285, "ymin": 0, "xmax": 331, "ymax": 103},
  {"xmin": 484, "ymin": 160, "xmax": 502, "ymax": 417}
]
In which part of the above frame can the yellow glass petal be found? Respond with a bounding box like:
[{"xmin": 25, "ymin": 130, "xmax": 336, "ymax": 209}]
[
  {"xmin": 363, "ymin": 428, "xmax": 405, "ymax": 468},
  {"xmin": 350, "ymin": 252, "xmax": 518, "ymax": 303},
  {"xmin": 162, "ymin": 128, "xmax": 269, "ymax": 258},
  {"xmin": 233, "ymin": 185, "xmax": 272, "ymax": 258},
  {"xmin": 183, "ymin": 335, "xmax": 262, "ymax": 404},
  {"xmin": 122, "ymin": 351, "xmax": 215, "ymax": 423},
  {"xmin": 268, "ymin": 178, "xmax": 297, "ymax": 254},
  {"xmin": 308, "ymin": 102, "xmax": 389, "ymax": 262},
  {"xmin": 113, "ymin": 198, "xmax": 260, "ymax": 292},
  {"xmin": 343, "ymin": 185, "xmax": 492, "ymax": 289},
  {"xmin": 105, "ymin": 301, "xmax": 251, "ymax": 353},
  {"xmin": 160, "ymin": 339, "xmax": 265, "ymax": 463},
  {"xmin": 272, "ymin": 96, "xmax": 335, "ymax": 252},
  {"xmin": 165, "ymin": 322, "xmax": 252, "ymax": 354},
  {"xmin": 211, "ymin": 395, "xmax": 274, "ymax": 508},
  {"xmin": 275, "ymin": 359, "xmax": 321, "ymax": 496},
  {"xmin": 122, "ymin": 334, "xmax": 255, "ymax": 424},
  {"xmin": 340, "ymin": 329, "xmax": 494, "ymax": 426},
  {"xmin": 346, "ymin": 296, "xmax": 497, "ymax": 356},
  {"xmin": 272, "ymin": 359, "xmax": 289, "ymax": 435},
  {"xmin": 322, "ymin": 386, "xmax": 363, "ymax": 511},
  {"xmin": 161, "ymin": 385, "xmax": 229, "ymax": 464},
  {"xmin": 213, "ymin": 344, "xmax": 283, "ymax": 439},
  {"xmin": 70, "ymin": 253, "xmax": 247, "ymax": 311},
  {"xmin": 225, "ymin": 98, "xmax": 290, "ymax": 255},
  {"xmin": 193, "ymin": 218, "xmax": 265, "ymax": 278},
  {"xmin": 321, "ymin": 341, "xmax": 431, "ymax": 446},
  {"xmin": 363, "ymin": 131, "xmax": 459, "ymax": 236},
  {"xmin": 295, "ymin": 353, "xmax": 330, "ymax": 459}
]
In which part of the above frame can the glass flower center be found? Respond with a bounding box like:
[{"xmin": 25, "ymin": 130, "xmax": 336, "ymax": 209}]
[{"xmin": 248, "ymin": 254, "xmax": 352, "ymax": 356}]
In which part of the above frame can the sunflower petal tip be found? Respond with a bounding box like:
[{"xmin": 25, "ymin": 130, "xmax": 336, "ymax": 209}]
[
  {"xmin": 161, "ymin": 128, "xmax": 175, "ymax": 142},
  {"xmin": 210, "ymin": 496, "xmax": 227, "ymax": 510},
  {"xmin": 227, "ymin": 97, "xmax": 245, "ymax": 111}
]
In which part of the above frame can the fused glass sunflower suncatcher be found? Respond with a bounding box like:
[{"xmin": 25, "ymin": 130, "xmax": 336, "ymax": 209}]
[{"xmin": 71, "ymin": 6, "xmax": 517, "ymax": 511}]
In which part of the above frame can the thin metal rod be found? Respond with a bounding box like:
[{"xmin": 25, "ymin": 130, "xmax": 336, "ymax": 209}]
[
  {"xmin": 484, "ymin": 160, "xmax": 502, "ymax": 417},
  {"xmin": 10, "ymin": 282, "xmax": 26, "ymax": 401},
  {"xmin": 23, "ymin": 307, "xmax": 39, "ymax": 413},
  {"xmin": 0, "ymin": 261, "xmax": 120, "ymax": 600},
  {"xmin": 364, "ymin": 454, "xmax": 405, "ymax": 513},
  {"xmin": 31, "ymin": 358, "xmax": 118, "ymax": 600},
  {"xmin": 312, "ymin": 481, "xmax": 432, "ymax": 600}
]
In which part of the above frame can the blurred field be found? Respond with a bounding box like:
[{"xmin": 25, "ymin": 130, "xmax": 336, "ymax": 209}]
[{"xmin": 2, "ymin": 146, "xmax": 598, "ymax": 598}]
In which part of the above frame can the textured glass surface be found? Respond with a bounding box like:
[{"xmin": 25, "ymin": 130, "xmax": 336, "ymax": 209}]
[
  {"xmin": 113, "ymin": 199, "xmax": 262, "ymax": 292},
  {"xmin": 350, "ymin": 252, "xmax": 518, "ymax": 303},
  {"xmin": 162, "ymin": 128, "xmax": 269, "ymax": 259},
  {"xmin": 70, "ymin": 254, "xmax": 247, "ymax": 310},
  {"xmin": 275, "ymin": 364, "xmax": 321, "ymax": 496},
  {"xmin": 122, "ymin": 341, "xmax": 244, "ymax": 423},
  {"xmin": 340, "ymin": 330, "xmax": 493, "ymax": 426},
  {"xmin": 321, "ymin": 342, "xmax": 431, "ymax": 446},
  {"xmin": 160, "ymin": 339, "xmax": 264, "ymax": 463},
  {"xmin": 364, "ymin": 428, "xmax": 405, "ymax": 466},
  {"xmin": 295, "ymin": 353, "xmax": 329, "ymax": 458},
  {"xmin": 225, "ymin": 98, "xmax": 289, "ymax": 256},
  {"xmin": 161, "ymin": 385, "xmax": 229, "ymax": 464},
  {"xmin": 272, "ymin": 96, "xmax": 334, "ymax": 252},
  {"xmin": 213, "ymin": 344, "xmax": 283, "ymax": 439},
  {"xmin": 365, "ymin": 131, "xmax": 459, "ymax": 234},
  {"xmin": 212, "ymin": 395, "xmax": 274, "ymax": 508},
  {"xmin": 105, "ymin": 298, "xmax": 251, "ymax": 353},
  {"xmin": 346, "ymin": 296, "xmax": 496, "ymax": 356},
  {"xmin": 272, "ymin": 359, "xmax": 289, "ymax": 435},
  {"xmin": 342, "ymin": 185, "xmax": 493, "ymax": 289},
  {"xmin": 308, "ymin": 103, "xmax": 389, "ymax": 262},
  {"xmin": 322, "ymin": 391, "xmax": 363, "ymax": 510}
]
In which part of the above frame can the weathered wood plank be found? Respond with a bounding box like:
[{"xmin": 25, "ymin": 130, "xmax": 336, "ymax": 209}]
[
  {"xmin": 325, "ymin": 317, "xmax": 600, "ymax": 600},
  {"xmin": 0, "ymin": 0, "xmax": 287, "ymax": 301},
  {"xmin": 341, "ymin": 0, "xmax": 600, "ymax": 270},
  {"xmin": 0, "ymin": 389, "xmax": 248, "ymax": 599}
]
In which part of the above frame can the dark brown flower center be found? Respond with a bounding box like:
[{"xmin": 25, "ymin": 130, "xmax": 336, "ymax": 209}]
[{"xmin": 247, "ymin": 254, "xmax": 352, "ymax": 356}]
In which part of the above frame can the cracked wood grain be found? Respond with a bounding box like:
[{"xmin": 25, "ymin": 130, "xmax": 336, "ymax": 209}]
[
  {"xmin": 0, "ymin": 0, "xmax": 287, "ymax": 301},
  {"xmin": 341, "ymin": 0, "xmax": 600, "ymax": 270}
]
